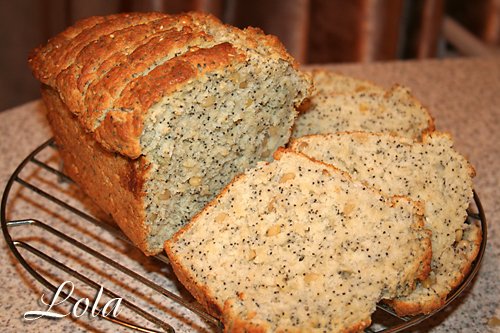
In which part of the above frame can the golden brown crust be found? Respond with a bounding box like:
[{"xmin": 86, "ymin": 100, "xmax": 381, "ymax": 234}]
[
  {"xmin": 222, "ymin": 301, "xmax": 269, "ymax": 333},
  {"xmin": 29, "ymin": 15, "xmax": 108, "ymax": 83},
  {"xmin": 165, "ymin": 244, "xmax": 224, "ymax": 317},
  {"xmin": 81, "ymin": 25, "xmax": 213, "ymax": 127},
  {"xmin": 244, "ymin": 26, "xmax": 298, "ymax": 68},
  {"xmin": 415, "ymin": 234, "xmax": 433, "ymax": 281},
  {"xmin": 55, "ymin": 15, "xmax": 182, "ymax": 116},
  {"xmin": 387, "ymin": 286, "xmax": 449, "ymax": 316},
  {"xmin": 116, "ymin": 40, "xmax": 242, "ymax": 109},
  {"xmin": 309, "ymin": 68, "xmax": 382, "ymax": 90},
  {"xmin": 389, "ymin": 223, "xmax": 482, "ymax": 316},
  {"xmin": 29, "ymin": 12, "xmax": 295, "ymax": 159},
  {"xmin": 100, "ymin": 42, "xmax": 244, "ymax": 157},
  {"xmin": 388, "ymin": 295, "xmax": 445, "ymax": 317},
  {"xmin": 41, "ymin": 85, "xmax": 155, "ymax": 255},
  {"xmin": 31, "ymin": 13, "xmax": 163, "ymax": 86}
]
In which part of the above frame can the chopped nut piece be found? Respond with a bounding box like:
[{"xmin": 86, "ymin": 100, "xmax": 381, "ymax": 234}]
[
  {"xmin": 359, "ymin": 103, "xmax": 369, "ymax": 113},
  {"xmin": 279, "ymin": 172, "xmax": 296, "ymax": 183},
  {"xmin": 159, "ymin": 189, "xmax": 171, "ymax": 200},
  {"xmin": 267, "ymin": 197, "xmax": 276, "ymax": 212},
  {"xmin": 304, "ymin": 273, "xmax": 321, "ymax": 283},
  {"xmin": 422, "ymin": 272, "xmax": 436, "ymax": 288},
  {"xmin": 488, "ymin": 316, "xmax": 500, "ymax": 327},
  {"xmin": 295, "ymin": 141, "xmax": 309, "ymax": 152},
  {"xmin": 189, "ymin": 176, "xmax": 202, "ymax": 186},
  {"xmin": 247, "ymin": 249, "xmax": 256, "ymax": 261},
  {"xmin": 343, "ymin": 202, "xmax": 356, "ymax": 216},
  {"xmin": 354, "ymin": 84, "xmax": 369, "ymax": 92},
  {"xmin": 215, "ymin": 212, "xmax": 229, "ymax": 224},
  {"xmin": 201, "ymin": 95, "xmax": 215, "ymax": 107},
  {"xmin": 182, "ymin": 158, "xmax": 196, "ymax": 168},
  {"xmin": 266, "ymin": 224, "xmax": 281, "ymax": 236},
  {"xmin": 269, "ymin": 126, "xmax": 279, "ymax": 136},
  {"xmin": 229, "ymin": 72, "xmax": 240, "ymax": 83}
]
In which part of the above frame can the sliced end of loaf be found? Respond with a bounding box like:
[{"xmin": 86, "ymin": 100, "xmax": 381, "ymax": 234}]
[{"xmin": 141, "ymin": 53, "xmax": 309, "ymax": 253}]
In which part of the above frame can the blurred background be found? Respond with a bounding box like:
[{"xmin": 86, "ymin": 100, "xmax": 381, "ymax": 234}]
[{"xmin": 0, "ymin": 0, "xmax": 499, "ymax": 111}]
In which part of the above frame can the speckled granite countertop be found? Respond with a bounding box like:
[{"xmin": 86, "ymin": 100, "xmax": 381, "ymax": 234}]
[{"xmin": 0, "ymin": 57, "xmax": 499, "ymax": 332}]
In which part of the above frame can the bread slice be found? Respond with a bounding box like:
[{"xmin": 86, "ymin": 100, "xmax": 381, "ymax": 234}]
[
  {"xmin": 308, "ymin": 69, "xmax": 384, "ymax": 96},
  {"xmin": 30, "ymin": 12, "xmax": 312, "ymax": 255},
  {"xmin": 293, "ymin": 72, "xmax": 434, "ymax": 140},
  {"xmin": 165, "ymin": 149, "xmax": 431, "ymax": 332},
  {"xmin": 291, "ymin": 132, "xmax": 481, "ymax": 315}
]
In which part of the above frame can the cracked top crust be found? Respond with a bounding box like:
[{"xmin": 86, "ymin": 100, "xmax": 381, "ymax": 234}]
[{"xmin": 29, "ymin": 12, "xmax": 296, "ymax": 159}]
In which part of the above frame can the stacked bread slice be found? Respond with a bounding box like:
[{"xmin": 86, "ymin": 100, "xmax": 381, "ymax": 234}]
[
  {"xmin": 293, "ymin": 70, "xmax": 434, "ymax": 140},
  {"xmin": 290, "ymin": 132, "xmax": 479, "ymax": 315},
  {"xmin": 289, "ymin": 70, "xmax": 480, "ymax": 315},
  {"xmin": 166, "ymin": 150, "xmax": 432, "ymax": 332}
]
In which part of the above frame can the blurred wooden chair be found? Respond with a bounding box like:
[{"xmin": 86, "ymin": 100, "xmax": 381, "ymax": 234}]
[
  {"xmin": 31, "ymin": 0, "xmax": 448, "ymax": 63},
  {"xmin": 1, "ymin": 0, "xmax": 498, "ymax": 111},
  {"xmin": 47, "ymin": 0, "xmax": 500, "ymax": 62}
]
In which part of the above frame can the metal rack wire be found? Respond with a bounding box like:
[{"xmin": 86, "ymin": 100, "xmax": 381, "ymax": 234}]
[{"xmin": 1, "ymin": 139, "xmax": 487, "ymax": 332}]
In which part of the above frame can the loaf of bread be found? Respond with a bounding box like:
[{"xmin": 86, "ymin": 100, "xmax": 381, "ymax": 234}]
[
  {"xmin": 293, "ymin": 70, "xmax": 434, "ymax": 139},
  {"xmin": 165, "ymin": 149, "xmax": 432, "ymax": 332},
  {"xmin": 291, "ymin": 132, "xmax": 481, "ymax": 315},
  {"xmin": 29, "ymin": 12, "xmax": 312, "ymax": 255}
]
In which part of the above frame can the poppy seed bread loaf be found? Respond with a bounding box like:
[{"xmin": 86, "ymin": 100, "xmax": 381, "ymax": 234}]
[
  {"xmin": 165, "ymin": 149, "xmax": 432, "ymax": 332},
  {"xmin": 291, "ymin": 132, "xmax": 480, "ymax": 315},
  {"xmin": 29, "ymin": 12, "xmax": 312, "ymax": 255},
  {"xmin": 293, "ymin": 70, "xmax": 434, "ymax": 139}
]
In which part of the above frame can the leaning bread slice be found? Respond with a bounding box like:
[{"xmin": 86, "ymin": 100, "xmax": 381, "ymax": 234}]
[
  {"xmin": 165, "ymin": 149, "xmax": 431, "ymax": 332},
  {"xmin": 292, "ymin": 84, "xmax": 434, "ymax": 140},
  {"xmin": 291, "ymin": 132, "xmax": 480, "ymax": 315}
]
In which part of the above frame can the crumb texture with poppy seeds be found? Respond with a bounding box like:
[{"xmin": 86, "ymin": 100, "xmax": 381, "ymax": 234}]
[
  {"xmin": 293, "ymin": 70, "xmax": 433, "ymax": 140},
  {"xmin": 165, "ymin": 150, "xmax": 431, "ymax": 332},
  {"xmin": 291, "ymin": 132, "xmax": 479, "ymax": 315}
]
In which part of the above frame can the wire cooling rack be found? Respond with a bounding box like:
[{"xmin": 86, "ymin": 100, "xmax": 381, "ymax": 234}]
[{"xmin": 1, "ymin": 139, "xmax": 487, "ymax": 332}]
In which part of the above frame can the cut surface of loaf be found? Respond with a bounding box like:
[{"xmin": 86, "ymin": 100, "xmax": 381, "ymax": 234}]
[
  {"xmin": 291, "ymin": 132, "xmax": 480, "ymax": 315},
  {"xmin": 293, "ymin": 70, "xmax": 434, "ymax": 140},
  {"xmin": 165, "ymin": 150, "xmax": 431, "ymax": 332},
  {"xmin": 29, "ymin": 12, "xmax": 312, "ymax": 255}
]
